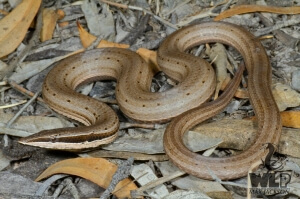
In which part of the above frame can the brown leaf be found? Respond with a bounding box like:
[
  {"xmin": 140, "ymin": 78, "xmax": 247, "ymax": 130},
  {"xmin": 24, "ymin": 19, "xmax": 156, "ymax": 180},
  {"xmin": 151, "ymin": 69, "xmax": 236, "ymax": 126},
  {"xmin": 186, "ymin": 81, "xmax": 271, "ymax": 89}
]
[
  {"xmin": 136, "ymin": 48, "xmax": 160, "ymax": 73},
  {"xmin": 193, "ymin": 118, "xmax": 300, "ymax": 157},
  {"xmin": 98, "ymin": 40, "xmax": 129, "ymax": 48},
  {"xmin": 0, "ymin": 0, "xmax": 41, "ymax": 58},
  {"xmin": 214, "ymin": 5, "xmax": 300, "ymax": 21},
  {"xmin": 77, "ymin": 20, "xmax": 97, "ymax": 48},
  {"xmin": 281, "ymin": 111, "xmax": 300, "ymax": 128},
  {"xmin": 76, "ymin": 21, "xmax": 160, "ymax": 71},
  {"xmin": 221, "ymin": 75, "xmax": 248, "ymax": 99},
  {"xmin": 40, "ymin": 8, "xmax": 63, "ymax": 42},
  {"xmin": 36, "ymin": 157, "xmax": 138, "ymax": 198},
  {"xmin": 58, "ymin": 21, "xmax": 69, "ymax": 28},
  {"xmin": 77, "ymin": 21, "xmax": 129, "ymax": 49}
]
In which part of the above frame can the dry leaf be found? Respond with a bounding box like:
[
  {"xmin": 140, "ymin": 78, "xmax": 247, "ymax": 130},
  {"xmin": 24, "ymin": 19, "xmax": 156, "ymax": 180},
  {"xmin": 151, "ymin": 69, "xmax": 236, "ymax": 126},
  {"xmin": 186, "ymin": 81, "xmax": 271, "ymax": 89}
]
[
  {"xmin": 77, "ymin": 20, "xmax": 97, "ymax": 48},
  {"xmin": 58, "ymin": 21, "xmax": 69, "ymax": 28},
  {"xmin": 214, "ymin": 5, "xmax": 300, "ymax": 21},
  {"xmin": 35, "ymin": 158, "xmax": 138, "ymax": 198},
  {"xmin": 77, "ymin": 21, "xmax": 129, "ymax": 49},
  {"xmin": 272, "ymin": 83, "xmax": 300, "ymax": 111},
  {"xmin": 205, "ymin": 43, "xmax": 229, "ymax": 99},
  {"xmin": 9, "ymin": 49, "xmax": 83, "ymax": 83},
  {"xmin": 221, "ymin": 75, "xmax": 248, "ymax": 98},
  {"xmin": 40, "ymin": 8, "xmax": 63, "ymax": 42},
  {"xmin": 0, "ymin": 0, "xmax": 41, "ymax": 58},
  {"xmin": 250, "ymin": 111, "xmax": 300, "ymax": 129},
  {"xmin": 98, "ymin": 40, "xmax": 129, "ymax": 48},
  {"xmin": 131, "ymin": 164, "xmax": 169, "ymax": 198},
  {"xmin": 0, "ymin": 109, "xmax": 73, "ymax": 137},
  {"xmin": 281, "ymin": 111, "xmax": 300, "ymax": 128},
  {"xmin": 81, "ymin": 0, "xmax": 115, "ymax": 40},
  {"xmin": 193, "ymin": 118, "xmax": 300, "ymax": 157},
  {"xmin": 102, "ymin": 128, "xmax": 222, "ymax": 155},
  {"xmin": 76, "ymin": 21, "xmax": 158, "ymax": 70},
  {"xmin": 156, "ymin": 161, "xmax": 228, "ymax": 194},
  {"xmin": 136, "ymin": 48, "xmax": 160, "ymax": 72}
]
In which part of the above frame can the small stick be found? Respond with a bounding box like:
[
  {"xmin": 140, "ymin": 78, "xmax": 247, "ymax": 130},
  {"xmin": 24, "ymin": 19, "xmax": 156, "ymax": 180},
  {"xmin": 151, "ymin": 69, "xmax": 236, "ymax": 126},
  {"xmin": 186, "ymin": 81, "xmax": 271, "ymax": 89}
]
[
  {"xmin": 8, "ymin": 80, "xmax": 45, "ymax": 103},
  {"xmin": 176, "ymin": 0, "xmax": 229, "ymax": 26},
  {"xmin": 100, "ymin": 0, "xmax": 178, "ymax": 30},
  {"xmin": 206, "ymin": 166, "xmax": 248, "ymax": 188},
  {"xmin": 111, "ymin": 172, "xmax": 148, "ymax": 199},
  {"xmin": 100, "ymin": 0, "xmax": 128, "ymax": 9},
  {"xmin": 131, "ymin": 171, "xmax": 186, "ymax": 198},
  {"xmin": 155, "ymin": 0, "xmax": 160, "ymax": 15},
  {"xmin": 6, "ymin": 90, "xmax": 41, "ymax": 128},
  {"xmin": 0, "ymin": 100, "xmax": 27, "ymax": 109},
  {"xmin": 255, "ymin": 16, "xmax": 300, "ymax": 36}
]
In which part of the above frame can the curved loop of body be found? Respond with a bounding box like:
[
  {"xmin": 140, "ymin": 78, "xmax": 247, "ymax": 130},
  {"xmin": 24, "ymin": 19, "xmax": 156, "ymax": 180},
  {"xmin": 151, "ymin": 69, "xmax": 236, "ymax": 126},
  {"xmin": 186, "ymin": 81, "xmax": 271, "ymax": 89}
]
[
  {"xmin": 163, "ymin": 22, "xmax": 281, "ymax": 180},
  {"xmin": 20, "ymin": 22, "xmax": 281, "ymax": 180}
]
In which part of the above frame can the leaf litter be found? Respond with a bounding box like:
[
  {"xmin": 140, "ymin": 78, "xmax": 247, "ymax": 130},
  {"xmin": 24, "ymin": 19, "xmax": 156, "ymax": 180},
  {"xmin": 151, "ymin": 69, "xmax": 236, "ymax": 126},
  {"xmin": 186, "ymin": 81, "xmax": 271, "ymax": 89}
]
[{"xmin": 1, "ymin": 0, "xmax": 300, "ymax": 198}]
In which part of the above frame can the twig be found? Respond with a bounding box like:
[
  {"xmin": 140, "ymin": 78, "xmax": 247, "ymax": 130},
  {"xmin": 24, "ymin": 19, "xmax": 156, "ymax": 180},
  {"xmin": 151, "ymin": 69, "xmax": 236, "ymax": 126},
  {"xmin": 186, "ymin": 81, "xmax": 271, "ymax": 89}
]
[
  {"xmin": 194, "ymin": 45, "xmax": 205, "ymax": 56},
  {"xmin": 257, "ymin": 13, "xmax": 299, "ymax": 49},
  {"xmin": 99, "ymin": 157, "xmax": 134, "ymax": 199},
  {"xmin": 255, "ymin": 16, "xmax": 300, "ymax": 36},
  {"xmin": 100, "ymin": 0, "xmax": 127, "ymax": 9},
  {"xmin": 176, "ymin": 0, "xmax": 229, "ymax": 27},
  {"xmin": 206, "ymin": 166, "xmax": 248, "ymax": 189},
  {"xmin": 219, "ymin": 0, "xmax": 233, "ymax": 12},
  {"xmin": 35, "ymin": 174, "xmax": 68, "ymax": 196},
  {"xmin": 176, "ymin": 8, "xmax": 218, "ymax": 26},
  {"xmin": 100, "ymin": 0, "xmax": 178, "ymax": 30},
  {"xmin": 6, "ymin": 90, "xmax": 41, "ymax": 128},
  {"xmin": 61, "ymin": 178, "xmax": 80, "ymax": 199},
  {"xmin": 7, "ymin": 80, "xmax": 45, "ymax": 104},
  {"xmin": 0, "ymin": 100, "xmax": 27, "ymax": 109},
  {"xmin": 7, "ymin": 80, "xmax": 73, "ymax": 126},
  {"xmin": 131, "ymin": 170, "xmax": 185, "ymax": 198},
  {"xmin": 155, "ymin": 0, "xmax": 160, "ymax": 15},
  {"xmin": 214, "ymin": 4, "xmax": 300, "ymax": 21},
  {"xmin": 51, "ymin": 177, "xmax": 79, "ymax": 199},
  {"xmin": 58, "ymin": 14, "xmax": 85, "ymax": 22},
  {"xmin": 111, "ymin": 172, "xmax": 148, "ymax": 199},
  {"xmin": 87, "ymin": 35, "xmax": 103, "ymax": 50},
  {"xmin": 1, "ymin": 2, "xmax": 44, "ymax": 80}
]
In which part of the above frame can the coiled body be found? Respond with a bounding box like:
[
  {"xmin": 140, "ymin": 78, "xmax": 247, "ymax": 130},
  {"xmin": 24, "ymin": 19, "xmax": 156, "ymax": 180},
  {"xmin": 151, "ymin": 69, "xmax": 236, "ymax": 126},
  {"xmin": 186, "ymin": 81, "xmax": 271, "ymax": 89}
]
[
  {"xmin": 163, "ymin": 22, "xmax": 281, "ymax": 180},
  {"xmin": 20, "ymin": 22, "xmax": 281, "ymax": 180}
]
